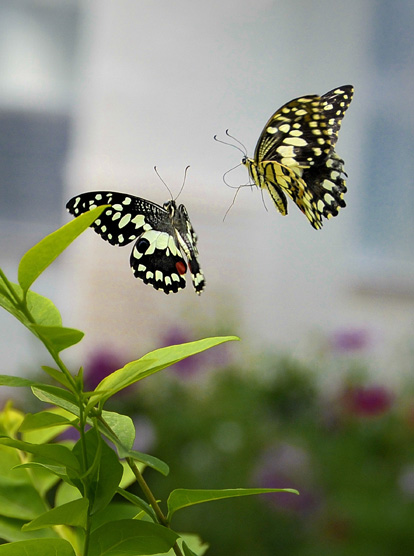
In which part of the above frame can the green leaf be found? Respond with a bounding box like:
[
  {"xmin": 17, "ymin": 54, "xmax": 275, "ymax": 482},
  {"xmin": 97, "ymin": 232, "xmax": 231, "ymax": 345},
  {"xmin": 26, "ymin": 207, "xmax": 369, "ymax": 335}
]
[
  {"xmin": 18, "ymin": 206, "xmax": 107, "ymax": 292},
  {"xmin": 149, "ymin": 535, "xmax": 208, "ymax": 556},
  {"xmin": 94, "ymin": 336, "xmax": 239, "ymax": 402},
  {"xmin": 181, "ymin": 540, "xmax": 198, "ymax": 556},
  {"xmin": 0, "ymin": 444, "xmax": 30, "ymax": 485},
  {"xmin": 167, "ymin": 487, "xmax": 299, "ymax": 520},
  {"xmin": 26, "ymin": 289, "xmax": 62, "ymax": 327},
  {"xmin": 41, "ymin": 366, "xmax": 73, "ymax": 389},
  {"xmin": 30, "ymin": 325, "xmax": 84, "ymax": 352},
  {"xmin": 0, "ymin": 515, "xmax": 58, "ymax": 542},
  {"xmin": 19, "ymin": 411, "xmax": 72, "ymax": 432},
  {"xmin": 31, "ymin": 385, "xmax": 80, "ymax": 417},
  {"xmin": 0, "ymin": 375, "xmax": 37, "ymax": 388},
  {"xmin": 13, "ymin": 463, "xmax": 62, "ymax": 496},
  {"xmin": 14, "ymin": 462, "xmax": 67, "ymax": 484},
  {"xmin": 0, "ymin": 285, "xmax": 62, "ymax": 330},
  {"xmin": 88, "ymin": 519, "xmax": 178, "ymax": 556},
  {"xmin": 0, "ymin": 436, "xmax": 80, "ymax": 473},
  {"xmin": 127, "ymin": 450, "xmax": 169, "ymax": 476},
  {"xmin": 91, "ymin": 502, "xmax": 149, "ymax": 532},
  {"xmin": 101, "ymin": 410, "xmax": 135, "ymax": 451},
  {"xmin": 96, "ymin": 417, "xmax": 168, "ymax": 475},
  {"xmin": 54, "ymin": 481, "xmax": 81, "ymax": 508},
  {"xmin": 116, "ymin": 488, "xmax": 157, "ymax": 522},
  {"xmin": 0, "ymin": 538, "xmax": 75, "ymax": 556},
  {"xmin": 0, "ymin": 288, "xmax": 22, "ymax": 323},
  {"xmin": 22, "ymin": 408, "xmax": 75, "ymax": 445},
  {"xmin": 23, "ymin": 498, "xmax": 89, "ymax": 531},
  {"xmin": 0, "ymin": 482, "xmax": 46, "ymax": 520},
  {"xmin": 72, "ymin": 430, "xmax": 123, "ymax": 514},
  {"xmin": 96, "ymin": 412, "xmax": 169, "ymax": 475},
  {"xmin": 180, "ymin": 535, "xmax": 209, "ymax": 556}
]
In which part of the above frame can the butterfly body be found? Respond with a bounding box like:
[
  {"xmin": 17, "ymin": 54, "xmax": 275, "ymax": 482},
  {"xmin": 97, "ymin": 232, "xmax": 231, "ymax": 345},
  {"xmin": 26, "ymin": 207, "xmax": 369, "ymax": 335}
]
[
  {"xmin": 243, "ymin": 85, "xmax": 354, "ymax": 229},
  {"xmin": 66, "ymin": 191, "xmax": 205, "ymax": 295}
]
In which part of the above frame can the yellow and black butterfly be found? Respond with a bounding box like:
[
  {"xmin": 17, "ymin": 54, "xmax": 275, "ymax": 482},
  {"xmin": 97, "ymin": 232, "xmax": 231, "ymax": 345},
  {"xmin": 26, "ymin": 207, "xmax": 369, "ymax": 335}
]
[{"xmin": 224, "ymin": 85, "xmax": 354, "ymax": 229}]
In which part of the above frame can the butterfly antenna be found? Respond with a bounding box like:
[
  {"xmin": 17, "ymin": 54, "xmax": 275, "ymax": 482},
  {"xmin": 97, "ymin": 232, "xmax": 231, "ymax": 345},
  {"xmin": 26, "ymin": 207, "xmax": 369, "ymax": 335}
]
[
  {"xmin": 225, "ymin": 129, "xmax": 247, "ymax": 156},
  {"xmin": 214, "ymin": 131, "xmax": 246, "ymax": 156},
  {"xmin": 175, "ymin": 165, "xmax": 189, "ymax": 201},
  {"xmin": 154, "ymin": 166, "xmax": 174, "ymax": 199}
]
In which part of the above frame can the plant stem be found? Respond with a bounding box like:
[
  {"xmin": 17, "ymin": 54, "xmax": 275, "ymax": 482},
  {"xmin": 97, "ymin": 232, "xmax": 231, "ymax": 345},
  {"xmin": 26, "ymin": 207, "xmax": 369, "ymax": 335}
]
[
  {"xmin": 83, "ymin": 511, "xmax": 91, "ymax": 556},
  {"xmin": 126, "ymin": 457, "xmax": 168, "ymax": 526},
  {"xmin": 0, "ymin": 268, "xmax": 23, "ymax": 305},
  {"xmin": 126, "ymin": 458, "xmax": 184, "ymax": 556}
]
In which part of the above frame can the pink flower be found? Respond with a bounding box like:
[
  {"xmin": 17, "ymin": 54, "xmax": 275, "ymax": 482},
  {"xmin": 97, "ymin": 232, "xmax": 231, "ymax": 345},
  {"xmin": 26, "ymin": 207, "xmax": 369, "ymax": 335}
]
[{"xmin": 341, "ymin": 385, "xmax": 393, "ymax": 417}]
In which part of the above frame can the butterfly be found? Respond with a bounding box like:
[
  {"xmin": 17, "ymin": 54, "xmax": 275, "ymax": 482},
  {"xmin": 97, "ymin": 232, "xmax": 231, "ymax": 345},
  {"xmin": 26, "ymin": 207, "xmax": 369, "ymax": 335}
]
[
  {"xmin": 66, "ymin": 191, "xmax": 205, "ymax": 295},
  {"xmin": 241, "ymin": 85, "xmax": 354, "ymax": 229}
]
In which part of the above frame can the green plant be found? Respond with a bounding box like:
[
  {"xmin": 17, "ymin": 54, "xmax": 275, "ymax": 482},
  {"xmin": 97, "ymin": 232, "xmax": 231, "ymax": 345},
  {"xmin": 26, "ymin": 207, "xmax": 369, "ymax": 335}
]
[{"xmin": 0, "ymin": 209, "xmax": 297, "ymax": 556}]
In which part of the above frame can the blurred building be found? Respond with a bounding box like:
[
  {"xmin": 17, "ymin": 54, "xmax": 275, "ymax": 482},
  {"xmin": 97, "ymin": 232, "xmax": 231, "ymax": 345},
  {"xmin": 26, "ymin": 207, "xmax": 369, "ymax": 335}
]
[{"xmin": 0, "ymin": 0, "xmax": 413, "ymax": 378}]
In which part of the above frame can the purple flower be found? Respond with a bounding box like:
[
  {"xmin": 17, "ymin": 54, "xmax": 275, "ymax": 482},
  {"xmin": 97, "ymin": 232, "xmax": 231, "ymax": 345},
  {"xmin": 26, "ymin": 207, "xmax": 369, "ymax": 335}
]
[
  {"xmin": 331, "ymin": 328, "xmax": 370, "ymax": 353},
  {"xmin": 84, "ymin": 348, "xmax": 125, "ymax": 390},
  {"xmin": 341, "ymin": 385, "xmax": 393, "ymax": 417}
]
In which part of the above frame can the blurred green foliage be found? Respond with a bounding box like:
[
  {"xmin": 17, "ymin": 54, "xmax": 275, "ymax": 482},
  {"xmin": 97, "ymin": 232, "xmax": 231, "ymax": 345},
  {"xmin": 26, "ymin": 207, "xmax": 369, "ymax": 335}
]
[{"xmin": 109, "ymin": 347, "xmax": 414, "ymax": 556}]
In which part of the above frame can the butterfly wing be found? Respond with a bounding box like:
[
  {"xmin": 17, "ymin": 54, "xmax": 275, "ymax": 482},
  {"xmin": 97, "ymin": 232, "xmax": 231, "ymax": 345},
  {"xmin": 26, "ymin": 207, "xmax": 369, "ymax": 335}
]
[
  {"xmin": 66, "ymin": 191, "xmax": 162, "ymax": 246},
  {"xmin": 172, "ymin": 204, "xmax": 205, "ymax": 294},
  {"xmin": 247, "ymin": 85, "xmax": 353, "ymax": 229},
  {"xmin": 129, "ymin": 227, "xmax": 187, "ymax": 294},
  {"xmin": 254, "ymin": 94, "xmax": 331, "ymax": 167},
  {"xmin": 321, "ymin": 85, "xmax": 354, "ymax": 146},
  {"xmin": 66, "ymin": 192, "xmax": 204, "ymax": 294}
]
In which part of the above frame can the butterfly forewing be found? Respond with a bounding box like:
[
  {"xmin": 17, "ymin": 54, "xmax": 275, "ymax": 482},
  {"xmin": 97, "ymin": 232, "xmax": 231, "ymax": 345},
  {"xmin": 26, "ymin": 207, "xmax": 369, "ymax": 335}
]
[
  {"xmin": 255, "ymin": 95, "xmax": 331, "ymax": 168},
  {"xmin": 320, "ymin": 85, "xmax": 354, "ymax": 146},
  {"xmin": 243, "ymin": 84, "xmax": 353, "ymax": 229},
  {"xmin": 66, "ymin": 191, "xmax": 205, "ymax": 295},
  {"xmin": 66, "ymin": 191, "xmax": 165, "ymax": 246}
]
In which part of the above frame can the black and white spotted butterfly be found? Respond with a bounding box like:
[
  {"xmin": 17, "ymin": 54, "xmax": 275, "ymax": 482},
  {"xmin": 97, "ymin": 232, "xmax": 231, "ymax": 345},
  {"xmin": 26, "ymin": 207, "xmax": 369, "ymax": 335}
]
[
  {"xmin": 220, "ymin": 85, "xmax": 354, "ymax": 229},
  {"xmin": 66, "ymin": 191, "xmax": 205, "ymax": 295}
]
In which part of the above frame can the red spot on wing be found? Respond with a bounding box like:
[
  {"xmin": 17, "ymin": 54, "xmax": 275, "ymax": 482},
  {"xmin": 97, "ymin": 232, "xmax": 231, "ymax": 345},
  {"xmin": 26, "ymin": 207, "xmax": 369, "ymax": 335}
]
[{"xmin": 176, "ymin": 261, "xmax": 187, "ymax": 275}]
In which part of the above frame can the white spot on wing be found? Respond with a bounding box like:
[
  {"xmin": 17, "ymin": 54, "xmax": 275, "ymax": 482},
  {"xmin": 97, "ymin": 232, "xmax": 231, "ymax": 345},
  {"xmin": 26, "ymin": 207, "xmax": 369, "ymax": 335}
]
[
  {"xmin": 278, "ymin": 123, "xmax": 290, "ymax": 133},
  {"xmin": 283, "ymin": 137, "xmax": 308, "ymax": 147},
  {"xmin": 132, "ymin": 214, "xmax": 146, "ymax": 228},
  {"xmin": 119, "ymin": 214, "xmax": 132, "ymax": 228}
]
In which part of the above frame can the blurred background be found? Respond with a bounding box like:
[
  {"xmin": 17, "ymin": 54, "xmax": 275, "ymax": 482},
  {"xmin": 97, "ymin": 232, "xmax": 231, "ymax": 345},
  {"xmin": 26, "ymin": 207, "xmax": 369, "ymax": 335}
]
[{"xmin": 0, "ymin": 0, "xmax": 414, "ymax": 553}]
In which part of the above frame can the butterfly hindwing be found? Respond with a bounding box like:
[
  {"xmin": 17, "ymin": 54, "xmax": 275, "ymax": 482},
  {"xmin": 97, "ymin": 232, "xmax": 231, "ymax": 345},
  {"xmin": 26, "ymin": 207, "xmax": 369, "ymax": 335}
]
[
  {"xmin": 170, "ymin": 203, "xmax": 205, "ymax": 293},
  {"xmin": 66, "ymin": 191, "xmax": 205, "ymax": 295},
  {"xmin": 130, "ymin": 228, "xmax": 187, "ymax": 294},
  {"xmin": 242, "ymin": 85, "xmax": 354, "ymax": 229}
]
